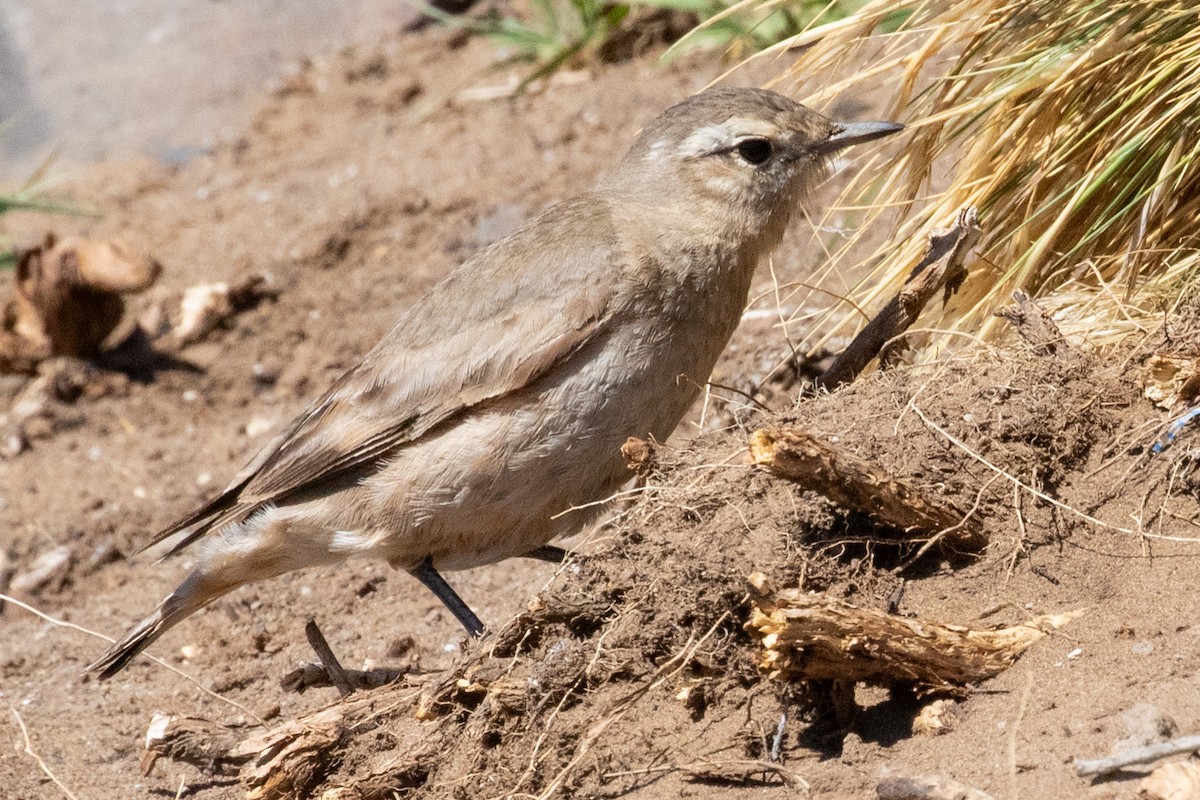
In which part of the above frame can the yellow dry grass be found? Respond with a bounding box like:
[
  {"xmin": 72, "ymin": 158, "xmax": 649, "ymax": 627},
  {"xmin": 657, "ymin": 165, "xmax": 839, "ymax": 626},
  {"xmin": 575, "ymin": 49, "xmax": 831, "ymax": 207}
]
[{"xmin": 747, "ymin": 0, "xmax": 1200, "ymax": 351}]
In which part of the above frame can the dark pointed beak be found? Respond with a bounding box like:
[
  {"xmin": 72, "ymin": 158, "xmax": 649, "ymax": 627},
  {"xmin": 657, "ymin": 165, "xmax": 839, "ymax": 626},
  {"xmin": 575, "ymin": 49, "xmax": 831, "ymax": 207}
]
[{"xmin": 813, "ymin": 120, "xmax": 905, "ymax": 155}]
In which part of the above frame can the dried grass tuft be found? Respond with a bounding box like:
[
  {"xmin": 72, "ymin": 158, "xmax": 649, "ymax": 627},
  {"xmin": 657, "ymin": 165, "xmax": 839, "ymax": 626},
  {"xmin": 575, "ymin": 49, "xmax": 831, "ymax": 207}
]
[{"xmin": 758, "ymin": 0, "xmax": 1200, "ymax": 353}]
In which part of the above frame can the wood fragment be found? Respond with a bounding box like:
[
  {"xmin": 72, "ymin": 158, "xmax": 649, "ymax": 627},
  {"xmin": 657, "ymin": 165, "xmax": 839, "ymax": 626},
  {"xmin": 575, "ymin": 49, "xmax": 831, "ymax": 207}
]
[
  {"xmin": 142, "ymin": 713, "xmax": 247, "ymax": 777},
  {"xmin": 225, "ymin": 593, "xmax": 610, "ymax": 797},
  {"xmin": 748, "ymin": 426, "xmax": 987, "ymax": 551},
  {"xmin": 996, "ymin": 290, "xmax": 1067, "ymax": 356},
  {"xmin": 877, "ymin": 773, "xmax": 996, "ymax": 800},
  {"xmin": 1138, "ymin": 759, "xmax": 1200, "ymax": 800},
  {"xmin": 4, "ymin": 234, "xmax": 160, "ymax": 365},
  {"xmin": 816, "ymin": 207, "xmax": 980, "ymax": 392},
  {"xmin": 305, "ymin": 619, "xmax": 354, "ymax": 698},
  {"xmin": 912, "ymin": 699, "xmax": 963, "ymax": 737},
  {"xmin": 279, "ymin": 661, "xmax": 408, "ymax": 694},
  {"xmin": 226, "ymin": 677, "xmax": 472, "ymax": 799},
  {"xmin": 231, "ymin": 701, "xmax": 361, "ymax": 800},
  {"xmin": 1074, "ymin": 733, "xmax": 1200, "ymax": 777},
  {"xmin": 171, "ymin": 273, "xmax": 273, "ymax": 348},
  {"xmin": 621, "ymin": 435, "xmax": 656, "ymax": 473},
  {"xmin": 745, "ymin": 573, "xmax": 1082, "ymax": 697}
]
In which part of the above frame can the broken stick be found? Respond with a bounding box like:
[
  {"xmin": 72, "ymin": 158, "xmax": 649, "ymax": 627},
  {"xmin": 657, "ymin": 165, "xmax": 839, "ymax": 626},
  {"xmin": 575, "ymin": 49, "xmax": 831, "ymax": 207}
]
[
  {"xmin": 745, "ymin": 573, "xmax": 1082, "ymax": 696},
  {"xmin": 304, "ymin": 619, "xmax": 354, "ymax": 698},
  {"xmin": 1073, "ymin": 732, "xmax": 1200, "ymax": 777},
  {"xmin": 141, "ymin": 713, "xmax": 247, "ymax": 777},
  {"xmin": 748, "ymin": 426, "xmax": 987, "ymax": 551},
  {"xmin": 995, "ymin": 290, "xmax": 1067, "ymax": 356},
  {"xmin": 816, "ymin": 207, "xmax": 981, "ymax": 392}
]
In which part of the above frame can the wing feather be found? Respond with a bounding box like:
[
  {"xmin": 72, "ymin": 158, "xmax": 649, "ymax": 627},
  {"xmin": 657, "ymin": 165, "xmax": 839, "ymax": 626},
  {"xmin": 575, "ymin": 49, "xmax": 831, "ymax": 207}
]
[{"xmin": 146, "ymin": 195, "xmax": 625, "ymax": 555}]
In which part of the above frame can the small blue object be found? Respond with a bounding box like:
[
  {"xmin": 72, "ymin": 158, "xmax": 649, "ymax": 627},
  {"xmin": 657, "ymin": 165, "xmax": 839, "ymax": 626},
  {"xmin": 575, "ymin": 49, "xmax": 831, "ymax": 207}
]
[{"xmin": 1151, "ymin": 406, "xmax": 1200, "ymax": 454}]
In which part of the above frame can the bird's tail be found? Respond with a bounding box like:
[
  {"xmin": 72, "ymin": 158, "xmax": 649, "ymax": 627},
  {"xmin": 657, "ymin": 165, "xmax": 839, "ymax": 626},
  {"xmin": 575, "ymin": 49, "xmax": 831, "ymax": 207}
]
[{"xmin": 85, "ymin": 569, "xmax": 238, "ymax": 680}]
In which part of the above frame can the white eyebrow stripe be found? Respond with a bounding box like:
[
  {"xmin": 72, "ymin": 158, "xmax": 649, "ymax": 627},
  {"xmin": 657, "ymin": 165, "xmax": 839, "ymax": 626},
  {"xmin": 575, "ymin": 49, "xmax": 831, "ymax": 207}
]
[
  {"xmin": 677, "ymin": 123, "xmax": 732, "ymax": 158},
  {"xmin": 675, "ymin": 116, "xmax": 782, "ymax": 158}
]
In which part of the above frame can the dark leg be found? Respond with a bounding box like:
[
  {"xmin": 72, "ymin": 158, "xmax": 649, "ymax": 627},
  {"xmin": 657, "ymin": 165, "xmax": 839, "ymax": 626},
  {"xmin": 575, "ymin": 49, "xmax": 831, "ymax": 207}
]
[
  {"xmin": 411, "ymin": 557, "xmax": 485, "ymax": 636},
  {"xmin": 305, "ymin": 619, "xmax": 354, "ymax": 697},
  {"xmin": 522, "ymin": 545, "xmax": 568, "ymax": 563}
]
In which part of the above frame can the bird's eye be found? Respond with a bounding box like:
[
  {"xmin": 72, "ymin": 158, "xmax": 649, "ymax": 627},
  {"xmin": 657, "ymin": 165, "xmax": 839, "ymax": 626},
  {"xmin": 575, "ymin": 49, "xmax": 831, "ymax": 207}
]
[{"xmin": 736, "ymin": 138, "xmax": 772, "ymax": 165}]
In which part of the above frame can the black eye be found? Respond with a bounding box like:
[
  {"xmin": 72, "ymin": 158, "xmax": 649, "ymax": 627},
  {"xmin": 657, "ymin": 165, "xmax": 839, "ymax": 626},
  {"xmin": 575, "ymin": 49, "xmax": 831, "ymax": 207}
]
[{"xmin": 736, "ymin": 137, "xmax": 772, "ymax": 165}]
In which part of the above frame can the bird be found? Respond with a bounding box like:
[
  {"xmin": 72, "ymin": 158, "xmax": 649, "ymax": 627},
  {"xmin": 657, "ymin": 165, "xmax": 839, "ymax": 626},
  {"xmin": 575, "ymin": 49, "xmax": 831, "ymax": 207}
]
[{"xmin": 86, "ymin": 87, "xmax": 901, "ymax": 679}]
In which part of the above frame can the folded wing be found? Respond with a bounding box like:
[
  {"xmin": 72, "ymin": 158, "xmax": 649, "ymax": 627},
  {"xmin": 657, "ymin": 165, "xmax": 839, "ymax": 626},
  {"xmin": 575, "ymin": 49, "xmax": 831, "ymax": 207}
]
[{"xmin": 148, "ymin": 195, "xmax": 625, "ymax": 555}]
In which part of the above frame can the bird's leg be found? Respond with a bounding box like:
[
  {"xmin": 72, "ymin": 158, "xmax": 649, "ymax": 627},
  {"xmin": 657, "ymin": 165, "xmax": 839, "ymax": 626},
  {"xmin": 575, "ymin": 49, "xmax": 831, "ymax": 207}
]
[
  {"xmin": 304, "ymin": 619, "xmax": 354, "ymax": 697},
  {"xmin": 411, "ymin": 557, "xmax": 485, "ymax": 636},
  {"xmin": 521, "ymin": 545, "xmax": 568, "ymax": 563}
]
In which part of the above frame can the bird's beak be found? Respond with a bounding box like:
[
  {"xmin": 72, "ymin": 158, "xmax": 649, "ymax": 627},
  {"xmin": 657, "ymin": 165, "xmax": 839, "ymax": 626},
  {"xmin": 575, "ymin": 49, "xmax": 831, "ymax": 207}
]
[{"xmin": 813, "ymin": 120, "xmax": 905, "ymax": 155}]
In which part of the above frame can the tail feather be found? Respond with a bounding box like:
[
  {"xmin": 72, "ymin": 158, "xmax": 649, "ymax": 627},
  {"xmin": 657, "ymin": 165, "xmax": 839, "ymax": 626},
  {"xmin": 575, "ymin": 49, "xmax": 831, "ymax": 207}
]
[
  {"xmin": 139, "ymin": 488, "xmax": 242, "ymax": 557},
  {"xmin": 141, "ymin": 411, "xmax": 310, "ymax": 557},
  {"xmin": 85, "ymin": 571, "xmax": 235, "ymax": 680},
  {"xmin": 86, "ymin": 608, "xmax": 175, "ymax": 680}
]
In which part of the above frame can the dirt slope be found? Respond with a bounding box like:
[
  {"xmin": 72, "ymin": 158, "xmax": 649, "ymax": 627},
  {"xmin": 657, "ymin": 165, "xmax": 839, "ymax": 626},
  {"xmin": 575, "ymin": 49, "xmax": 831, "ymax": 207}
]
[{"xmin": 2, "ymin": 22, "xmax": 1197, "ymax": 800}]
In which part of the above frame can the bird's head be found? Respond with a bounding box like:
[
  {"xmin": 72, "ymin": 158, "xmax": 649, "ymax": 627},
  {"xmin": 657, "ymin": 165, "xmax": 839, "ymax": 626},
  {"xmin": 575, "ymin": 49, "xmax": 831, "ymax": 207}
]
[{"xmin": 606, "ymin": 87, "xmax": 902, "ymax": 252}]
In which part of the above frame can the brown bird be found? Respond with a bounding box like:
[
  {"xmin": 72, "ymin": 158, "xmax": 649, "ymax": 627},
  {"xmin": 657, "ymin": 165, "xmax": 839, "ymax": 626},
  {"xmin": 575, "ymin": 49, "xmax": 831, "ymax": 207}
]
[{"xmin": 87, "ymin": 87, "xmax": 901, "ymax": 679}]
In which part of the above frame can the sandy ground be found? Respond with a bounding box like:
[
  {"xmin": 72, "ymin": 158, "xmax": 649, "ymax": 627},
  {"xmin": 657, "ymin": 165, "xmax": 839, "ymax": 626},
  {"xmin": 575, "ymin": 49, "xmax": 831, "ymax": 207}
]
[
  {"xmin": 1, "ymin": 15, "xmax": 1198, "ymax": 800},
  {"xmin": 0, "ymin": 0, "xmax": 415, "ymax": 178}
]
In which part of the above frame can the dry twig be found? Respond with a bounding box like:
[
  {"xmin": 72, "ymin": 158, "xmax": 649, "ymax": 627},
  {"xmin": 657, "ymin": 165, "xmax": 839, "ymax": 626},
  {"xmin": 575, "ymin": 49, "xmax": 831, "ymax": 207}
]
[
  {"xmin": 1074, "ymin": 732, "xmax": 1200, "ymax": 777},
  {"xmin": 0, "ymin": 591, "xmax": 264, "ymax": 724},
  {"xmin": 745, "ymin": 573, "xmax": 1081, "ymax": 697},
  {"xmin": 10, "ymin": 707, "xmax": 81, "ymax": 800},
  {"xmin": 816, "ymin": 207, "xmax": 980, "ymax": 391},
  {"xmin": 748, "ymin": 426, "xmax": 987, "ymax": 552}
]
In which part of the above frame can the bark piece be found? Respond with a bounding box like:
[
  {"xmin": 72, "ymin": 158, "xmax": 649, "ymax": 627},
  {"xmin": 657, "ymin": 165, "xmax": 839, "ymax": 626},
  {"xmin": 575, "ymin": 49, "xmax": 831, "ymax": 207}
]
[
  {"xmin": 745, "ymin": 573, "xmax": 1082, "ymax": 696},
  {"xmin": 748, "ymin": 426, "xmax": 986, "ymax": 551},
  {"xmin": 142, "ymin": 713, "xmax": 247, "ymax": 777},
  {"xmin": 877, "ymin": 773, "xmax": 996, "ymax": 800},
  {"xmin": 996, "ymin": 289, "xmax": 1067, "ymax": 356},
  {"xmin": 817, "ymin": 207, "xmax": 980, "ymax": 392},
  {"xmin": 3, "ymin": 234, "xmax": 160, "ymax": 366},
  {"xmin": 231, "ymin": 702, "xmax": 360, "ymax": 800},
  {"xmin": 1139, "ymin": 760, "xmax": 1200, "ymax": 800}
]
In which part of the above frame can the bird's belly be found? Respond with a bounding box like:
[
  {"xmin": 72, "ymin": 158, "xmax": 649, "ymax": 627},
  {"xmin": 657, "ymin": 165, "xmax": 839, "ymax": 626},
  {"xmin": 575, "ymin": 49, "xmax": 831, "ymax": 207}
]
[{"xmin": 354, "ymin": 320, "xmax": 729, "ymax": 570}]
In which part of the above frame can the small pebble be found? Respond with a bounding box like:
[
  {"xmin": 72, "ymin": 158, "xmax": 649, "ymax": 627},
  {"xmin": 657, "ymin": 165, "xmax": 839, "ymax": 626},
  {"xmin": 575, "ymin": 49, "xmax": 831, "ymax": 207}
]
[
  {"xmin": 244, "ymin": 417, "xmax": 274, "ymax": 438},
  {"xmin": 10, "ymin": 546, "xmax": 73, "ymax": 594},
  {"xmin": 255, "ymin": 702, "xmax": 281, "ymax": 722}
]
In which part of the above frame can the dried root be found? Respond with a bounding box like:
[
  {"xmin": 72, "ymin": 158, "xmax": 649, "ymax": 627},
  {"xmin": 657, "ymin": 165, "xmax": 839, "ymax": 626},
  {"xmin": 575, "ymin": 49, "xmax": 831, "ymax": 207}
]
[
  {"xmin": 748, "ymin": 426, "xmax": 987, "ymax": 552},
  {"xmin": 745, "ymin": 573, "xmax": 1082, "ymax": 696}
]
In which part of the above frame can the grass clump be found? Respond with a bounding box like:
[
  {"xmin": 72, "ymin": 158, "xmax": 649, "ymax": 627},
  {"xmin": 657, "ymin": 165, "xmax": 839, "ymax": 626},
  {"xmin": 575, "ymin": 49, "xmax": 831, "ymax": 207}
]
[
  {"xmin": 762, "ymin": 0, "xmax": 1200, "ymax": 351},
  {"xmin": 445, "ymin": 0, "xmax": 871, "ymax": 89},
  {"xmin": 0, "ymin": 149, "xmax": 77, "ymax": 271}
]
